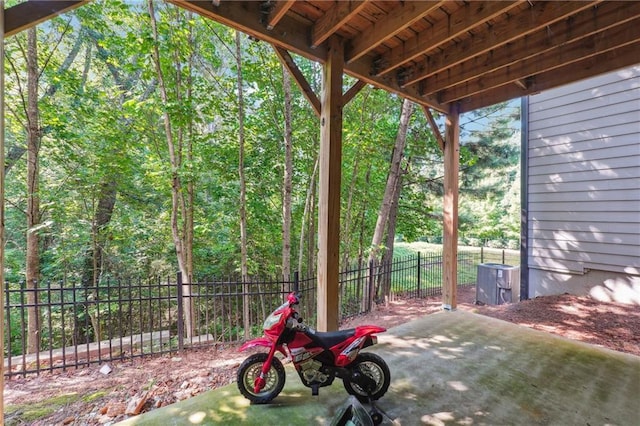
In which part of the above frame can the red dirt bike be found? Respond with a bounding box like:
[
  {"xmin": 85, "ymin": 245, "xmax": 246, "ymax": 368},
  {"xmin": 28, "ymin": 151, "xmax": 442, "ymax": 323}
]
[{"xmin": 237, "ymin": 292, "xmax": 390, "ymax": 407}]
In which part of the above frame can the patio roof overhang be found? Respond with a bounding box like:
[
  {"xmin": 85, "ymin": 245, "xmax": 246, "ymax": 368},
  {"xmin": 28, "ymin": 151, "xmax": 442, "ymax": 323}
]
[
  {"xmin": 3, "ymin": 1, "xmax": 639, "ymax": 329},
  {"xmin": 168, "ymin": 0, "xmax": 640, "ymax": 114},
  {"xmin": 8, "ymin": 1, "xmax": 640, "ymax": 112}
]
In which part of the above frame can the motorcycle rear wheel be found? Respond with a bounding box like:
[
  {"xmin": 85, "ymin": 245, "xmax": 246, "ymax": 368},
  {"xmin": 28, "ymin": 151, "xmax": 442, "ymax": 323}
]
[
  {"xmin": 343, "ymin": 352, "xmax": 390, "ymax": 402},
  {"xmin": 237, "ymin": 352, "xmax": 286, "ymax": 404}
]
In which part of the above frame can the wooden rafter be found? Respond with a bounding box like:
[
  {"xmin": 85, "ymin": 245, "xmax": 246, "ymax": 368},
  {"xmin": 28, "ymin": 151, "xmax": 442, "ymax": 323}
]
[
  {"xmin": 374, "ymin": 1, "xmax": 521, "ymax": 77},
  {"xmin": 438, "ymin": 17, "xmax": 640, "ymax": 104},
  {"xmin": 458, "ymin": 40, "xmax": 640, "ymax": 113},
  {"xmin": 171, "ymin": 0, "xmax": 447, "ymax": 112},
  {"xmin": 420, "ymin": 0, "xmax": 628, "ymax": 94},
  {"xmin": 345, "ymin": 1, "xmax": 444, "ymax": 64},
  {"xmin": 312, "ymin": 0, "xmax": 366, "ymax": 49},
  {"xmin": 347, "ymin": 52, "xmax": 446, "ymax": 112},
  {"xmin": 272, "ymin": 46, "xmax": 321, "ymax": 117},
  {"xmin": 171, "ymin": 0, "xmax": 328, "ymax": 63},
  {"xmin": 266, "ymin": 0, "xmax": 295, "ymax": 30},
  {"xmin": 401, "ymin": 0, "xmax": 599, "ymax": 88},
  {"xmin": 513, "ymin": 79, "xmax": 528, "ymax": 91},
  {"xmin": 4, "ymin": 0, "xmax": 87, "ymax": 37}
]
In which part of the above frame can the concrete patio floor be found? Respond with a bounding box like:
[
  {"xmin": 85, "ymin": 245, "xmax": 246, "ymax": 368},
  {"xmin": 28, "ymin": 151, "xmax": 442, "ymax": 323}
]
[{"xmin": 118, "ymin": 310, "xmax": 640, "ymax": 425}]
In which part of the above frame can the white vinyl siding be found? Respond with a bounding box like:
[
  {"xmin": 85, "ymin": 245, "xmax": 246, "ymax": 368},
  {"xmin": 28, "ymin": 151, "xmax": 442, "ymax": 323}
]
[{"xmin": 527, "ymin": 65, "xmax": 640, "ymax": 276}]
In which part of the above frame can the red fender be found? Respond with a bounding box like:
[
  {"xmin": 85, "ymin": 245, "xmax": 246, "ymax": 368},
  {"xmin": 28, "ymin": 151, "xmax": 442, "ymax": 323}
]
[
  {"xmin": 354, "ymin": 325, "xmax": 386, "ymax": 336},
  {"xmin": 334, "ymin": 325, "xmax": 386, "ymax": 367},
  {"xmin": 239, "ymin": 337, "xmax": 273, "ymax": 352}
]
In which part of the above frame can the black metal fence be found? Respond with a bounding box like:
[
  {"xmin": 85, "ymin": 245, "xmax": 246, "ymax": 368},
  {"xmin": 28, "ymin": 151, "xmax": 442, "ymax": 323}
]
[{"xmin": 4, "ymin": 248, "xmax": 518, "ymax": 378}]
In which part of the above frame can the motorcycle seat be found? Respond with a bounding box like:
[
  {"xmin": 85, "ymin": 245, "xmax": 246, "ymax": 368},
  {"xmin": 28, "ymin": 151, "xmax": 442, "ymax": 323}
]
[{"xmin": 306, "ymin": 328, "xmax": 356, "ymax": 349}]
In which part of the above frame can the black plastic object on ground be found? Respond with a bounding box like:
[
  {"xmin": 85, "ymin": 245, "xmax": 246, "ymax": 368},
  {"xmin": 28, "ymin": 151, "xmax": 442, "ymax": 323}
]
[{"xmin": 331, "ymin": 396, "xmax": 382, "ymax": 426}]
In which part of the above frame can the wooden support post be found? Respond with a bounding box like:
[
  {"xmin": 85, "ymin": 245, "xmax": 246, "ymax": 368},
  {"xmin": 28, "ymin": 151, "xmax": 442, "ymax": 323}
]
[
  {"xmin": 317, "ymin": 36, "xmax": 343, "ymax": 332},
  {"xmin": 442, "ymin": 103, "xmax": 460, "ymax": 310}
]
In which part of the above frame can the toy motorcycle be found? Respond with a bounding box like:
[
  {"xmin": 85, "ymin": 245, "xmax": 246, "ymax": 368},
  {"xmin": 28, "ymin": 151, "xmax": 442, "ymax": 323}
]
[{"xmin": 237, "ymin": 292, "xmax": 390, "ymax": 406}]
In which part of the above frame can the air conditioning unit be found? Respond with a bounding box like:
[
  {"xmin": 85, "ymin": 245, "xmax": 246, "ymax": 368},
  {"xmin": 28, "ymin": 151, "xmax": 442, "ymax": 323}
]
[{"xmin": 476, "ymin": 263, "xmax": 520, "ymax": 305}]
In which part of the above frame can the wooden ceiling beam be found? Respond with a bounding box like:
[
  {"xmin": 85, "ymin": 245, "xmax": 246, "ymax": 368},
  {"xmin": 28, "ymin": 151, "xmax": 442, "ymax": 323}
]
[
  {"xmin": 422, "ymin": 1, "xmax": 640, "ymax": 97},
  {"xmin": 266, "ymin": 0, "xmax": 295, "ymax": 30},
  {"xmin": 374, "ymin": 0, "xmax": 520, "ymax": 78},
  {"xmin": 400, "ymin": 0, "xmax": 599, "ymax": 87},
  {"xmin": 171, "ymin": 1, "xmax": 447, "ymax": 112},
  {"xmin": 440, "ymin": 18, "xmax": 640, "ymax": 104},
  {"xmin": 170, "ymin": 0, "xmax": 328, "ymax": 63},
  {"xmin": 4, "ymin": 0, "xmax": 87, "ymax": 37},
  {"xmin": 345, "ymin": 1, "xmax": 443, "ymax": 64},
  {"xmin": 312, "ymin": 1, "xmax": 367, "ymax": 49},
  {"xmin": 459, "ymin": 40, "xmax": 640, "ymax": 113},
  {"xmin": 347, "ymin": 53, "xmax": 446, "ymax": 112}
]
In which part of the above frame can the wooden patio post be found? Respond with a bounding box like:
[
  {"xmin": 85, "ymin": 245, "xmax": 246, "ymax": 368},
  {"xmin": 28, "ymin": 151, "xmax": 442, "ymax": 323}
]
[
  {"xmin": 442, "ymin": 103, "xmax": 460, "ymax": 310},
  {"xmin": 317, "ymin": 36, "xmax": 343, "ymax": 331}
]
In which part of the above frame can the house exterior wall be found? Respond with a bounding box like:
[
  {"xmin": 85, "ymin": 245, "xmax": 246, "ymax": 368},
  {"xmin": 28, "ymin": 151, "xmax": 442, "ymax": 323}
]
[{"xmin": 525, "ymin": 65, "xmax": 640, "ymax": 304}]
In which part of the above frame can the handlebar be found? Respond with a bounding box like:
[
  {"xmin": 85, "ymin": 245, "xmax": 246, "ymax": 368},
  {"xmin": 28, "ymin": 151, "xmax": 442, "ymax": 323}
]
[
  {"xmin": 287, "ymin": 292, "xmax": 302, "ymax": 305},
  {"xmin": 286, "ymin": 311, "xmax": 306, "ymax": 330}
]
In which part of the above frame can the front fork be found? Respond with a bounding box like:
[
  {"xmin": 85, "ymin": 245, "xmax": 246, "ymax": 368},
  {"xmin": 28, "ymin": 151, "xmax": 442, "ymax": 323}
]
[{"xmin": 254, "ymin": 343, "xmax": 279, "ymax": 393}]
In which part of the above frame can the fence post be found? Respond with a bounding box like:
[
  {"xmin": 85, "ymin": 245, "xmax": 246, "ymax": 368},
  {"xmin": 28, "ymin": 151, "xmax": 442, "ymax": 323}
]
[
  {"xmin": 480, "ymin": 246, "xmax": 484, "ymax": 264},
  {"xmin": 34, "ymin": 279, "xmax": 41, "ymax": 364},
  {"xmin": 417, "ymin": 252, "xmax": 421, "ymax": 298},
  {"xmin": 176, "ymin": 272, "xmax": 184, "ymax": 351},
  {"xmin": 367, "ymin": 260, "xmax": 374, "ymax": 312},
  {"xmin": 502, "ymin": 249, "xmax": 505, "ymax": 264}
]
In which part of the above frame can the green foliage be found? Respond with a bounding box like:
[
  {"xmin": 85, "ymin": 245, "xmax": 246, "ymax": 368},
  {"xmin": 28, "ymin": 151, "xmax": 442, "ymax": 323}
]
[{"xmin": 4, "ymin": 1, "xmax": 521, "ymax": 291}]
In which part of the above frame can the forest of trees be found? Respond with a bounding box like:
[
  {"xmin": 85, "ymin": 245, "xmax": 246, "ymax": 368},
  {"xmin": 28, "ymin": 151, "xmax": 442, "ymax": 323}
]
[{"xmin": 3, "ymin": 1, "xmax": 520, "ymax": 292}]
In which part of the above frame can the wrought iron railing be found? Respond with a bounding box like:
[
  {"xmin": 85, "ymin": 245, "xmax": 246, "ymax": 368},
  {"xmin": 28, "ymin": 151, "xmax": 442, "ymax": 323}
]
[{"xmin": 4, "ymin": 248, "xmax": 518, "ymax": 377}]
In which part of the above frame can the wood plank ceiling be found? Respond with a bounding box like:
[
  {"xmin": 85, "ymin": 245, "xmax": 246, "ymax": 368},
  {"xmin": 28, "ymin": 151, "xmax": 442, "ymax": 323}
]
[
  {"xmin": 6, "ymin": 1, "xmax": 640, "ymax": 113},
  {"xmin": 170, "ymin": 0, "xmax": 640, "ymax": 113}
]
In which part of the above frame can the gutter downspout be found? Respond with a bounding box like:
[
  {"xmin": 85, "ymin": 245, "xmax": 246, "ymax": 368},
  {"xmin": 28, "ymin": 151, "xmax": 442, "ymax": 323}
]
[{"xmin": 520, "ymin": 96, "xmax": 529, "ymax": 301}]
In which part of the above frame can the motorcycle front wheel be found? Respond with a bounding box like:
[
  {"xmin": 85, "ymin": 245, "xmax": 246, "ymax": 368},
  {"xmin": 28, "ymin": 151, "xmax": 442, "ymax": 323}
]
[
  {"xmin": 343, "ymin": 352, "xmax": 390, "ymax": 402},
  {"xmin": 237, "ymin": 352, "xmax": 286, "ymax": 404}
]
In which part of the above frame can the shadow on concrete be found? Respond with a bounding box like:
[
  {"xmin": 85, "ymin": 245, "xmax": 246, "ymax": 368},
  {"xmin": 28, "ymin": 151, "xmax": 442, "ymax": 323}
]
[{"xmin": 117, "ymin": 311, "xmax": 640, "ymax": 425}]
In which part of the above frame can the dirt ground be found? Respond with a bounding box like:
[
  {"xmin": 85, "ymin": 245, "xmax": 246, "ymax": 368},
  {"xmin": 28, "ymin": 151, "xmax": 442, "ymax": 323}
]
[{"xmin": 4, "ymin": 286, "xmax": 640, "ymax": 425}]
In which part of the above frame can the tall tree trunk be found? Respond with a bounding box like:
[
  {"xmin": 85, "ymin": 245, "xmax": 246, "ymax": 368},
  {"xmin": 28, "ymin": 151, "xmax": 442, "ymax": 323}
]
[
  {"xmin": 79, "ymin": 179, "xmax": 117, "ymax": 342},
  {"xmin": 10, "ymin": 26, "xmax": 82, "ymax": 352},
  {"xmin": 298, "ymin": 155, "xmax": 318, "ymax": 276},
  {"xmin": 282, "ymin": 65, "xmax": 293, "ymax": 288},
  {"xmin": 25, "ymin": 28, "xmax": 41, "ymax": 354},
  {"xmin": 367, "ymin": 99, "xmax": 414, "ymax": 305},
  {"xmin": 148, "ymin": 1, "xmax": 194, "ymax": 338},
  {"xmin": 185, "ymin": 25, "xmax": 195, "ymax": 296},
  {"xmin": 341, "ymin": 156, "xmax": 360, "ymax": 268},
  {"xmin": 380, "ymin": 160, "xmax": 409, "ymax": 302},
  {"xmin": 357, "ymin": 165, "xmax": 372, "ymax": 312},
  {"xmin": 236, "ymin": 31, "xmax": 251, "ymax": 339}
]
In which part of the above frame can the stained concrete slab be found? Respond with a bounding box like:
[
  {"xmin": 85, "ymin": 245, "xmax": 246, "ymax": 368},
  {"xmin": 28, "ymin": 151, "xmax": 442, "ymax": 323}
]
[{"xmin": 117, "ymin": 310, "xmax": 640, "ymax": 425}]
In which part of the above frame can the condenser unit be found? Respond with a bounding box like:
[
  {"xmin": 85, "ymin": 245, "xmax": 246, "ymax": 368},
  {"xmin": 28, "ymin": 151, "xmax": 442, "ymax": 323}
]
[{"xmin": 476, "ymin": 263, "xmax": 520, "ymax": 305}]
